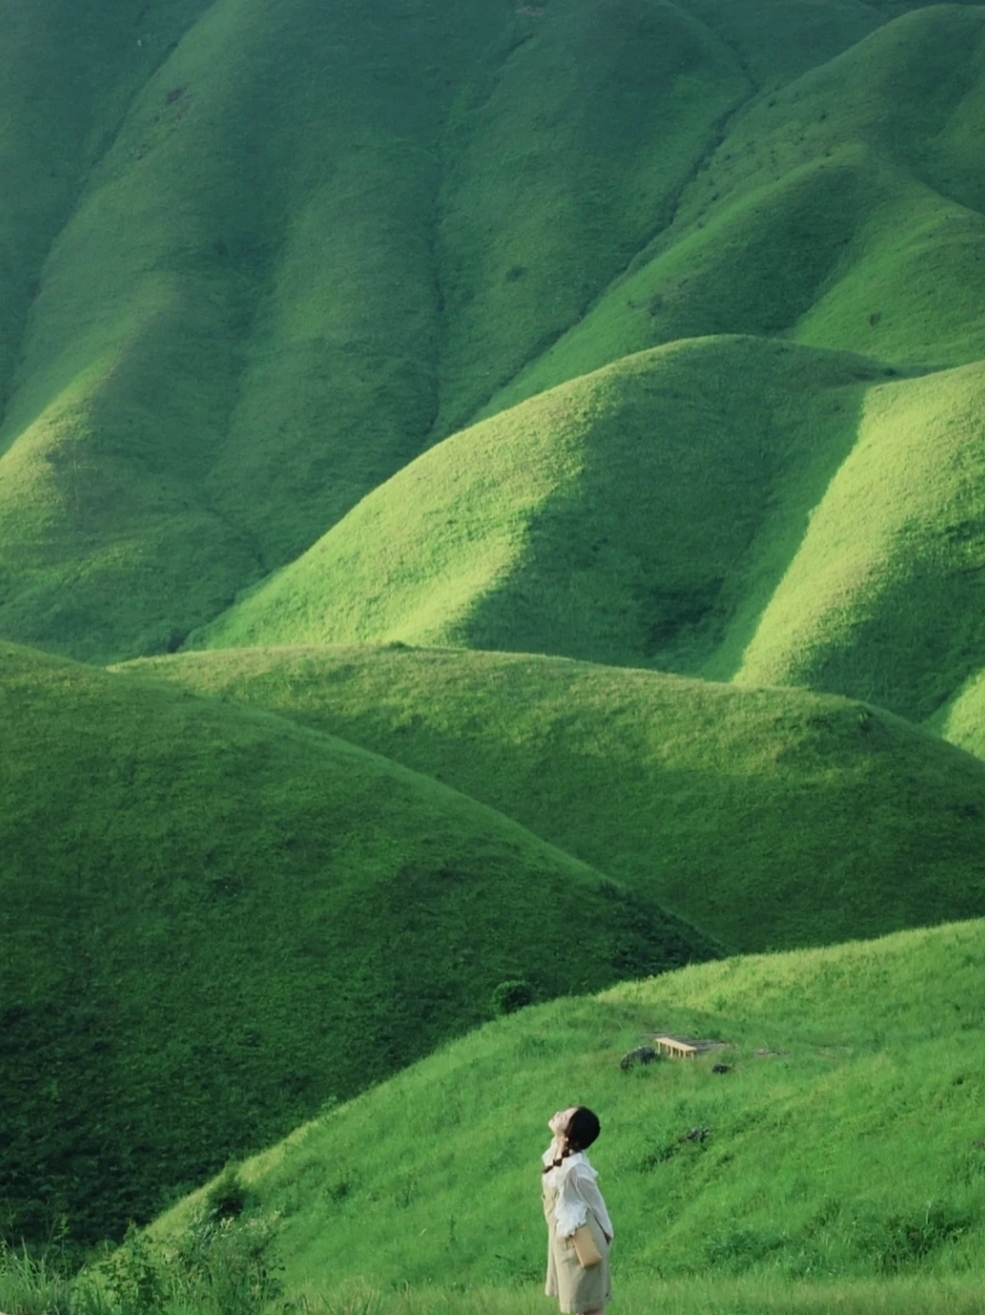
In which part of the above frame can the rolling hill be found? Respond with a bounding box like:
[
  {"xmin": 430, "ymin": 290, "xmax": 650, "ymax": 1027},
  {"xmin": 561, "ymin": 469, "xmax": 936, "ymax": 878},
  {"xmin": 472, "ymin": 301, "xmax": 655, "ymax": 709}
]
[
  {"xmin": 184, "ymin": 5, "xmax": 985, "ymax": 726},
  {"xmin": 0, "ymin": 641, "xmax": 714, "ymax": 1246},
  {"xmin": 192, "ymin": 338, "xmax": 893, "ymax": 668},
  {"xmin": 125, "ymin": 643, "xmax": 985, "ymax": 953},
  {"xmin": 487, "ymin": 2, "xmax": 985, "ymax": 412},
  {"xmin": 0, "ymin": 0, "xmax": 978, "ymax": 665},
  {"xmin": 0, "ymin": 0, "xmax": 753, "ymax": 662},
  {"xmin": 150, "ymin": 918, "xmax": 985, "ymax": 1303},
  {"xmin": 3, "ymin": 0, "xmax": 985, "ymax": 1266},
  {"xmin": 192, "ymin": 335, "xmax": 985, "ymax": 725}
]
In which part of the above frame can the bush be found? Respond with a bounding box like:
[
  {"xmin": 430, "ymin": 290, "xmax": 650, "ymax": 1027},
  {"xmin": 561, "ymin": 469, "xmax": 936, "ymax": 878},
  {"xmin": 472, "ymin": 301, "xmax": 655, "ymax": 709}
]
[
  {"xmin": 490, "ymin": 980, "xmax": 533, "ymax": 1016},
  {"xmin": 204, "ymin": 1166, "xmax": 254, "ymax": 1222},
  {"xmin": 871, "ymin": 1204, "xmax": 972, "ymax": 1273},
  {"xmin": 0, "ymin": 1242, "xmax": 74, "ymax": 1315}
]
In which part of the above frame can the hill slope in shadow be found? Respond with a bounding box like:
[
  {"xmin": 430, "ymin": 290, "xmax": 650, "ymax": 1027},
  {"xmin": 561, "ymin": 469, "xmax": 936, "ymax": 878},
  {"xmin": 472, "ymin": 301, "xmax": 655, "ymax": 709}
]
[
  {"xmin": 0, "ymin": 641, "xmax": 713, "ymax": 1245},
  {"xmin": 126, "ymin": 644, "xmax": 985, "ymax": 953}
]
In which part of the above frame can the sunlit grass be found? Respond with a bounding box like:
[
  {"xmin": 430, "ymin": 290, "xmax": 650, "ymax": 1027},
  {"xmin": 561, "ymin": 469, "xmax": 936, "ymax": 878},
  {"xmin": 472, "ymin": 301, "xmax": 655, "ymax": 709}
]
[{"xmin": 152, "ymin": 921, "xmax": 985, "ymax": 1298}]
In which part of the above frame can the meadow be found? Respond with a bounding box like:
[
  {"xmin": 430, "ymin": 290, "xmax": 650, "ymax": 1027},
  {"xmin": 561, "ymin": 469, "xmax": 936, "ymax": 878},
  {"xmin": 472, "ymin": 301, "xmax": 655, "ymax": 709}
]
[
  {"xmin": 7, "ymin": 920, "xmax": 985, "ymax": 1314},
  {"xmin": 3, "ymin": 0, "xmax": 985, "ymax": 1306}
]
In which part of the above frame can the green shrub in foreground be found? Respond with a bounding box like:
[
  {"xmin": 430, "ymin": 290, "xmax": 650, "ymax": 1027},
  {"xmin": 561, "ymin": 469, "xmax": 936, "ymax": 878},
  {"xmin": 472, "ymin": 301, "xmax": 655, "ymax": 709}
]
[{"xmin": 0, "ymin": 1209, "xmax": 280, "ymax": 1315}]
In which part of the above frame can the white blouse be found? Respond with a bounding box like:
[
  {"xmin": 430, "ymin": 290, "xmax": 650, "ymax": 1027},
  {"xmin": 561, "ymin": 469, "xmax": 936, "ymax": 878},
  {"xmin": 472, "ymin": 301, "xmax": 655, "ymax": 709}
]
[{"xmin": 542, "ymin": 1149, "xmax": 614, "ymax": 1242}]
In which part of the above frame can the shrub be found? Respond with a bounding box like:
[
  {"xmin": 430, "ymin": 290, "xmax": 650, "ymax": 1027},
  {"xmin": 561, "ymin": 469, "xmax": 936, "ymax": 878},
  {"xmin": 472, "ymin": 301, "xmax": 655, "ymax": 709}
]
[
  {"xmin": 490, "ymin": 980, "xmax": 533, "ymax": 1016},
  {"xmin": 204, "ymin": 1167, "xmax": 254, "ymax": 1222}
]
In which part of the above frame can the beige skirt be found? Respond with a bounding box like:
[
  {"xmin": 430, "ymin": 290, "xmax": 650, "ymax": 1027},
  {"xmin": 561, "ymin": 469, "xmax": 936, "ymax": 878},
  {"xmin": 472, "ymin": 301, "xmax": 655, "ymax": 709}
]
[{"xmin": 543, "ymin": 1185, "xmax": 612, "ymax": 1313}]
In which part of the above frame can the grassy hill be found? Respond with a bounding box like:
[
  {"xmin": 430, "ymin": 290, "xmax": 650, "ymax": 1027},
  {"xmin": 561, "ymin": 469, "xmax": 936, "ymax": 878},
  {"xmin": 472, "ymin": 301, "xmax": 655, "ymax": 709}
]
[
  {"xmin": 192, "ymin": 333, "xmax": 985, "ymax": 723},
  {"xmin": 4, "ymin": 0, "xmax": 985, "ymax": 1272},
  {"xmin": 488, "ymin": 3, "xmax": 985, "ymax": 415},
  {"xmin": 0, "ymin": 0, "xmax": 973, "ymax": 665},
  {"xmin": 124, "ymin": 644, "xmax": 985, "ymax": 953},
  {"xmin": 192, "ymin": 338, "xmax": 892, "ymax": 667},
  {"xmin": 934, "ymin": 671, "xmax": 985, "ymax": 761},
  {"xmin": 0, "ymin": 0, "xmax": 766, "ymax": 663},
  {"xmin": 0, "ymin": 0, "xmax": 213, "ymax": 417},
  {"xmin": 0, "ymin": 641, "xmax": 715, "ymax": 1246},
  {"xmin": 148, "ymin": 917, "xmax": 985, "ymax": 1308},
  {"xmin": 734, "ymin": 358, "xmax": 985, "ymax": 720}
]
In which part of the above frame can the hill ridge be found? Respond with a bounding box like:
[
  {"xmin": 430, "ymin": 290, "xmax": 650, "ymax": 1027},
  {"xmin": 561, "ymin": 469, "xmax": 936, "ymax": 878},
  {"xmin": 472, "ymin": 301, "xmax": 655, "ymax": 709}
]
[
  {"xmin": 125, "ymin": 642, "xmax": 985, "ymax": 952},
  {"xmin": 0, "ymin": 639, "xmax": 715, "ymax": 1245},
  {"xmin": 0, "ymin": 1, "xmax": 977, "ymax": 660}
]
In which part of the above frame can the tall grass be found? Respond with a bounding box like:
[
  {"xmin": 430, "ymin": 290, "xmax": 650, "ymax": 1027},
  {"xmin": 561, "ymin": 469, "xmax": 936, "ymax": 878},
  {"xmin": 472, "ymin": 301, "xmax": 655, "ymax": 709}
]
[
  {"xmin": 4, "ymin": 1251, "xmax": 982, "ymax": 1315},
  {"xmin": 0, "ymin": 1206, "xmax": 278, "ymax": 1315},
  {"xmin": 295, "ymin": 1277, "xmax": 985, "ymax": 1315}
]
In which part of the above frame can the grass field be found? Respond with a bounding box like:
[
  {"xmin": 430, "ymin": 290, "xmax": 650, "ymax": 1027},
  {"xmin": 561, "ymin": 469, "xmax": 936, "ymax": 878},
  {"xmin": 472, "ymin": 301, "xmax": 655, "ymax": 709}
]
[
  {"xmin": 143, "ymin": 919, "xmax": 985, "ymax": 1304},
  {"xmin": 288, "ymin": 1277, "xmax": 985, "ymax": 1315},
  {"xmin": 126, "ymin": 642, "xmax": 985, "ymax": 954},
  {"xmin": 4, "ymin": 1261, "xmax": 984, "ymax": 1315},
  {"xmin": 0, "ymin": 641, "xmax": 715, "ymax": 1247},
  {"xmin": 4, "ymin": 0, "xmax": 985, "ymax": 1286}
]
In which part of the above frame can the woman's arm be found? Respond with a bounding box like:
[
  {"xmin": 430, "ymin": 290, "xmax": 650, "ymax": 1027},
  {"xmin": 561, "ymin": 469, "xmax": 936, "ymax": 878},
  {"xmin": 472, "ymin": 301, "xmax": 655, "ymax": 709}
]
[
  {"xmin": 572, "ymin": 1165, "xmax": 613, "ymax": 1243},
  {"xmin": 554, "ymin": 1164, "xmax": 613, "ymax": 1243}
]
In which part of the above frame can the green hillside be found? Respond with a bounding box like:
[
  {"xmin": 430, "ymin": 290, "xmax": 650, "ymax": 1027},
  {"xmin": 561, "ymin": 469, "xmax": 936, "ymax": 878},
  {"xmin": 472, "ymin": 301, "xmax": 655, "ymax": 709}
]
[
  {"xmin": 0, "ymin": 0, "xmax": 972, "ymax": 664},
  {"xmin": 0, "ymin": 642, "xmax": 714, "ymax": 1246},
  {"xmin": 193, "ymin": 338, "xmax": 892, "ymax": 667},
  {"xmin": 934, "ymin": 671, "xmax": 985, "ymax": 761},
  {"xmin": 150, "ymin": 918, "xmax": 985, "ymax": 1307},
  {"xmin": 5, "ymin": 0, "xmax": 985, "ymax": 1278},
  {"xmin": 0, "ymin": 0, "xmax": 769, "ymax": 663},
  {"xmin": 194, "ymin": 333, "xmax": 985, "ymax": 723},
  {"xmin": 0, "ymin": 0, "xmax": 213, "ymax": 416},
  {"xmin": 735, "ymin": 358, "xmax": 985, "ymax": 720},
  {"xmin": 488, "ymin": 3, "xmax": 985, "ymax": 415},
  {"xmin": 125, "ymin": 644, "xmax": 985, "ymax": 953}
]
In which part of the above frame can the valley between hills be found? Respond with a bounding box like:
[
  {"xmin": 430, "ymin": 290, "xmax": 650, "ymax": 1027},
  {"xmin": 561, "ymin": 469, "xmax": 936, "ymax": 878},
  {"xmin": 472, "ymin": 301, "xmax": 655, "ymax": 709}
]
[{"xmin": 3, "ymin": 1, "xmax": 985, "ymax": 1312}]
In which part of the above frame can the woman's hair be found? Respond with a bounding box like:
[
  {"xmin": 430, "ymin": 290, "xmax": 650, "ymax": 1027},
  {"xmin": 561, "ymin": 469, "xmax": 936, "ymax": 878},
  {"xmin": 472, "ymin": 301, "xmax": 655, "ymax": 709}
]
[
  {"xmin": 545, "ymin": 1106, "xmax": 602, "ymax": 1170},
  {"xmin": 565, "ymin": 1106, "xmax": 600, "ymax": 1153}
]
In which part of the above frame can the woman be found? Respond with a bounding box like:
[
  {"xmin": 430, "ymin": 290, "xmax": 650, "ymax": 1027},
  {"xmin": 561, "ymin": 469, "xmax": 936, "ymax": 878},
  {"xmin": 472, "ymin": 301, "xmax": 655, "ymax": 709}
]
[{"xmin": 541, "ymin": 1106, "xmax": 613, "ymax": 1315}]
